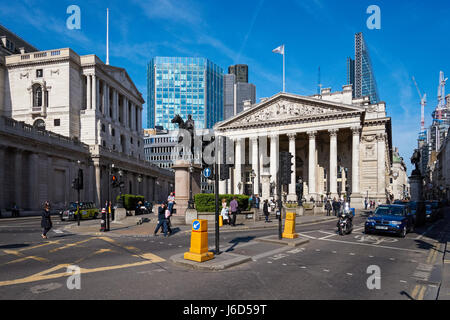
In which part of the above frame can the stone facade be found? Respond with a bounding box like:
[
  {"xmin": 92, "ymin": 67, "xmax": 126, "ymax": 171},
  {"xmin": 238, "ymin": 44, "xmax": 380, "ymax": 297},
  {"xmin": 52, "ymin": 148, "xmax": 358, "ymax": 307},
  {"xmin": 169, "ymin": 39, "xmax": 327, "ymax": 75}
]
[
  {"xmin": 0, "ymin": 45, "xmax": 174, "ymax": 211},
  {"xmin": 389, "ymin": 147, "xmax": 409, "ymax": 201},
  {"xmin": 214, "ymin": 85, "xmax": 393, "ymax": 209}
]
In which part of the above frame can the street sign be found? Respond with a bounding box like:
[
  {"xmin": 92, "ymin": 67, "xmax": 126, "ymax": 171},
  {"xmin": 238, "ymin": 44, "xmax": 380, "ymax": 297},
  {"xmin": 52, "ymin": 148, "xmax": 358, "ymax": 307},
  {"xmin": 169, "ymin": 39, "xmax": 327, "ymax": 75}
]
[
  {"xmin": 192, "ymin": 220, "xmax": 201, "ymax": 231},
  {"xmin": 203, "ymin": 167, "xmax": 212, "ymax": 179}
]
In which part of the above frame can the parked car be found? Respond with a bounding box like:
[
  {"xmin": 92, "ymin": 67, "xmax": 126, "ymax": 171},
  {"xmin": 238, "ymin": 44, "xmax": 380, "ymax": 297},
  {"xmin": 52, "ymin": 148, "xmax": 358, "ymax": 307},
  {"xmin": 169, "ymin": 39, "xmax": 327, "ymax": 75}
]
[
  {"xmin": 424, "ymin": 201, "xmax": 439, "ymax": 222},
  {"xmin": 60, "ymin": 202, "xmax": 99, "ymax": 221},
  {"xmin": 365, "ymin": 204, "xmax": 415, "ymax": 238}
]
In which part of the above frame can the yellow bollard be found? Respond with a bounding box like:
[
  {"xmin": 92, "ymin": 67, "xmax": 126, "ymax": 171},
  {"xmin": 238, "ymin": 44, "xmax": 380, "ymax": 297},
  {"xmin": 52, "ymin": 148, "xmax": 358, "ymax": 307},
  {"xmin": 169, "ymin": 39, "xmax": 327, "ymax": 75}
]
[
  {"xmin": 282, "ymin": 212, "xmax": 299, "ymax": 239},
  {"xmin": 184, "ymin": 219, "xmax": 215, "ymax": 262},
  {"xmin": 219, "ymin": 215, "xmax": 223, "ymax": 227}
]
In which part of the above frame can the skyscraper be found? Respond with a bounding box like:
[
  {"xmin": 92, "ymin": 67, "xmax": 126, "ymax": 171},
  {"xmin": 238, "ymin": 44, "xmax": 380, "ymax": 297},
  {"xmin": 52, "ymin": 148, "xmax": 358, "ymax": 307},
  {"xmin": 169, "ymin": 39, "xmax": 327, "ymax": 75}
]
[
  {"xmin": 223, "ymin": 64, "xmax": 256, "ymax": 120},
  {"xmin": 228, "ymin": 64, "xmax": 248, "ymax": 83},
  {"xmin": 347, "ymin": 32, "xmax": 380, "ymax": 104},
  {"xmin": 147, "ymin": 57, "xmax": 223, "ymax": 130}
]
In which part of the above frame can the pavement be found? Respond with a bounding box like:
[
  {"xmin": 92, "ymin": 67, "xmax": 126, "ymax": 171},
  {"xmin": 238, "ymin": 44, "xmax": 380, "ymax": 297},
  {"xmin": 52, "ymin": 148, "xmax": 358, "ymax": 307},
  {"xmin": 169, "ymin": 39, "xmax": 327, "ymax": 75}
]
[{"xmin": 438, "ymin": 208, "xmax": 450, "ymax": 300}]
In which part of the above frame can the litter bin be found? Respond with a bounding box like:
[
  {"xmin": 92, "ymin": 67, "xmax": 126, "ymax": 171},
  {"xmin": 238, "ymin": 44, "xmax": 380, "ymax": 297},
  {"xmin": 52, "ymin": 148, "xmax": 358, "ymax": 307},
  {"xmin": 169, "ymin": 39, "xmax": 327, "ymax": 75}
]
[{"xmin": 350, "ymin": 208, "xmax": 355, "ymax": 217}]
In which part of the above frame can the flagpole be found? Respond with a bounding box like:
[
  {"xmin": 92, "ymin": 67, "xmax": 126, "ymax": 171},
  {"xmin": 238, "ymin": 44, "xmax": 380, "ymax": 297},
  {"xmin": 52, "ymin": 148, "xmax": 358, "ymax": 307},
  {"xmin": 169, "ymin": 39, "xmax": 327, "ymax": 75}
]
[{"xmin": 283, "ymin": 49, "xmax": 285, "ymax": 92}]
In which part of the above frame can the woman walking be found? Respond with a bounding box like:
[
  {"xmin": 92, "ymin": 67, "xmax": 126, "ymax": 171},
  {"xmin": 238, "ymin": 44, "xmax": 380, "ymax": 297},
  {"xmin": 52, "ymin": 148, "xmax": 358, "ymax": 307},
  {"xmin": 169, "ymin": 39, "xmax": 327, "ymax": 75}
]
[
  {"xmin": 41, "ymin": 202, "xmax": 52, "ymax": 239},
  {"xmin": 221, "ymin": 198, "xmax": 230, "ymax": 225}
]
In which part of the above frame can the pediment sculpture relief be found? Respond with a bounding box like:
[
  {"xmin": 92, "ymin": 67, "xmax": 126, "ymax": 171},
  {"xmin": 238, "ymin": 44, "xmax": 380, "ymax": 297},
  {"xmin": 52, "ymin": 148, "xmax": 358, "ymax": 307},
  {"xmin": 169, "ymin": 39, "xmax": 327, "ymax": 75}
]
[{"xmin": 236, "ymin": 101, "xmax": 341, "ymax": 124}]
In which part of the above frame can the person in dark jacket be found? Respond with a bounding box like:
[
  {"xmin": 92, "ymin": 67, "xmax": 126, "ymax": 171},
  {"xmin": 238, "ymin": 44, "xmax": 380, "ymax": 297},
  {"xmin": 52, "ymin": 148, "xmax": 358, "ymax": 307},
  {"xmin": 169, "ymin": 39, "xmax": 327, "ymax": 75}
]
[
  {"xmin": 41, "ymin": 202, "xmax": 52, "ymax": 239},
  {"xmin": 153, "ymin": 202, "xmax": 168, "ymax": 237},
  {"xmin": 325, "ymin": 200, "xmax": 332, "ymax": 216},
  {"xmin": 332, "ymin": 198, "xmax": 340, "ymax": 216},
  {"xmin": 263, "ymin": 199, "xmax": 270, "ymax": 223}
]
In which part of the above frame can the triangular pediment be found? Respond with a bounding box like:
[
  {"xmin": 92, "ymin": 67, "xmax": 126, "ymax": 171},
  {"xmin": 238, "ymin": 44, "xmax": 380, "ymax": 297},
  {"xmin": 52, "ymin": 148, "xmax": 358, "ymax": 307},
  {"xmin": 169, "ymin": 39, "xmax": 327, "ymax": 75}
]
[
  {"xmin": 101, "ymin": 65, "xmax": 144, "ymax": 103},
  {"xmin": 216, "ymin": 92, "xmax": 364, "ymax": 129}
]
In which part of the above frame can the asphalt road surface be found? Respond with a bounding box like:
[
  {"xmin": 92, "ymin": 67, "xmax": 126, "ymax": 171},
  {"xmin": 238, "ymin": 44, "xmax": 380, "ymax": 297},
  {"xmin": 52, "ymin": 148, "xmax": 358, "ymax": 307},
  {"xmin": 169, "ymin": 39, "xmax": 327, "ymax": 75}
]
[{"xmin": 0, "ymin": 210, "xmax": 448, "ymax": 300}]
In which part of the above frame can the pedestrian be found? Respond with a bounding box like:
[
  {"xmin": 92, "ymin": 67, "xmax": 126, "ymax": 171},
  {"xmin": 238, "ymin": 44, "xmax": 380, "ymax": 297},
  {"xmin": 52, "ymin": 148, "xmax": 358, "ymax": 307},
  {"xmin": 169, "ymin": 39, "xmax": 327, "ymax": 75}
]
[
  {"xmin": 165, "ymin": 204, "xmax": 173, "ymax": 236},
  {"xmin": 41, "ymin": 202, "xmax": 52, "ymax": 239},
  {"xmin": 332, "ymin": 197, "xmax": 340, "ymax": 216},
  {"xmin": 154, "ymin": 202, "xmax": 168, "ymax": 237},
  {"xmin": 248, "ymin": 195, "xmax": 254, "ymax": 209},
  {"xmin": 167, "ymin": 192, "xmax": 175, "ymax": 215},
  {"xmin": 325, "ymin": 199, "xmax": 332, "ymax": 216},
  {"xmin": 269, "ymin": 198, "xmax": 276, "ymax": 213},
  {"xmin": 221, "ymin": 198, "xmax": 230, "ymax": 225},
  {"xmin": 230, "ymin": 196, "xmax": 239, "ymax": 226},
  {"xmin": 12, "ymin": 203, "xmax": 19, "ymax": 217},
  {"xmin": 255, "ymin": 195, "xmax": 260, "ymax": 209},
  {"xmin": 263, "ymin": 199, "xmax": 270, "ymax": 223}
]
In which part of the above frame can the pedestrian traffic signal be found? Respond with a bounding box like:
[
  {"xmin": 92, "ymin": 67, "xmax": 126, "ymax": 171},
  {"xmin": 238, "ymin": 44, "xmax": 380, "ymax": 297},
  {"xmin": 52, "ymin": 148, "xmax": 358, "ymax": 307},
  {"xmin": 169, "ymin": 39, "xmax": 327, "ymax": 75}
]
[
  {"xmin": 71, "ymin": 178, "xmax": 79, "ymax": 190},
  {"xmin": 280, "ymin": 151, "xmax": 294, "ymax": 185}
]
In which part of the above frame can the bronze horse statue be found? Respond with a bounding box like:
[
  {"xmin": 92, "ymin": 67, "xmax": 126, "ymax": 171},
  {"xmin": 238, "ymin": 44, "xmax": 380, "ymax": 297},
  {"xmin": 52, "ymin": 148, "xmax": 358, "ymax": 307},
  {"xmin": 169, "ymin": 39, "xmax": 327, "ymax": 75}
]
[{"xmin": 171, "ymin": 114, "xmax": 195, "ymax": 158}]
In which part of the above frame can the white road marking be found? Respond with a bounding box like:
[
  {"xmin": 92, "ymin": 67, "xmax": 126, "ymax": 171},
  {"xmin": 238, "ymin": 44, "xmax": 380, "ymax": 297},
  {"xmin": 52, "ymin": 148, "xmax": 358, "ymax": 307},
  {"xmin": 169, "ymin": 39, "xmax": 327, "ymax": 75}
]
[
  {"xmin": 53, "ymin": 229, "xmax": 63, "ymax": 234},
  {"xmin": 346, "ymin": 273, "xmax": 353, "ymax": 276},
  {"xmin": 323, "ymin": 269, "xmax": 330, "ymax": 272},
  {"xmin": 400, "ymin": 280, "xmax": 407, "ymax": 283},
  {"xmin": 332, "ymin": 251, "xmax": 337, "ymax": 254},
  {"xmin": 298, "ymin": 233, "xmax": 317, "ymax": 239},
  {"xmin": 316, "ymin": 238, "xmax": 423, "ymax": 253},
  {"xmin": 349, "ymin": 253, "xmax": 355, "ymax": 256},
  {"xmin": 252, "ymin": 247, "xmax": 291, "ymax": 261}
]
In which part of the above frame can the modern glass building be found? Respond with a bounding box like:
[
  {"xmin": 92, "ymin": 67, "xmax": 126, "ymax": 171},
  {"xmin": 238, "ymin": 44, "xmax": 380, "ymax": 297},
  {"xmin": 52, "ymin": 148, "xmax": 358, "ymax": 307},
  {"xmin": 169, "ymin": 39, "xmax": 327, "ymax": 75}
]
[
  {"xmin": 147, "ymin": 57, "xmax": 224, "ymax": 130},
  {"xmin": 347, "ymin": 32, "xmax": 379, "ymax": 104}
]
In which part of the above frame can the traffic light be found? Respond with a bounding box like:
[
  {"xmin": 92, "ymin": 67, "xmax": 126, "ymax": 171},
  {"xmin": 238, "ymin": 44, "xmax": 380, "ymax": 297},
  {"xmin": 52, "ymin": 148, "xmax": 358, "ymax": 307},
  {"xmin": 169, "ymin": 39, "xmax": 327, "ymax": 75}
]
[
  {"xmin": 219, "ymin": 164, "xmax": 229, "ymax": 181},
  {"xmin": 280, "ymin": 151, "xmax": 294, "ymax": 185},
  {"xmin": 77, "ymin": 169, "xmax": 84, "ymax": 190},
  {"xmin": 111, "ymin": 175, "xmax": 118, "ymax": 188},
  {"xmin": 71, "ymin": 178, "xmax": 79, "ymax": 190}
]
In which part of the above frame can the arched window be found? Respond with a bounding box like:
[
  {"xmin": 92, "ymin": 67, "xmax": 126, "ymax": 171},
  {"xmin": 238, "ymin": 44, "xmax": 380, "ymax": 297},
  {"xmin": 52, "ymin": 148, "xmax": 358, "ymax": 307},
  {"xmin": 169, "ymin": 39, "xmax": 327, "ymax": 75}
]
[
  {"xmin": 33, "ymin": 84, "xmax": 43, "ymax": 107},
  {"xmin": 33, "ymin": 119, "xmax": 46, "ymax": 131}
]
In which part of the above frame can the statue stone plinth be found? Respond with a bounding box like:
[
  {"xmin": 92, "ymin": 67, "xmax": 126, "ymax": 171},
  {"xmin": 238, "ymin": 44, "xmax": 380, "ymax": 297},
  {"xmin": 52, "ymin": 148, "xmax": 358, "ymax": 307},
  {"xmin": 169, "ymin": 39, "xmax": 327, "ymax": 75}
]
[
  {"xmin": 172, "ymin": 160, "xmax": 202, "ymax": 224},
  {"xmin": 409, "ymin": 172, "xmax": 423, "ymax": 202}
]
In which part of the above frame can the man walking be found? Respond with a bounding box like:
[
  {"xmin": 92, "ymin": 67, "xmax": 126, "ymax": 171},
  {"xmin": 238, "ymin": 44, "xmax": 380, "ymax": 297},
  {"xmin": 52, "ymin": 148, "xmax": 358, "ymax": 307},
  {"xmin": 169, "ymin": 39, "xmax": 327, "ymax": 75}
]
[
  {"xmin": 154, "ymin": 202, "xmax": 168, "ymax": 237},
  {"xmin": 41, "ymin": 202, "xmax": 52, "ymax": 239},
  {"xmin": 263, "ymin": 199, "xmax": 270, "ymax": 223},
  {"xmin": 230, "ymin": 197, "xmax": 239, "ymax": 227},
  {"xmin": 325, "ymin": 199, "xmax": 332, "ymax": 216}
]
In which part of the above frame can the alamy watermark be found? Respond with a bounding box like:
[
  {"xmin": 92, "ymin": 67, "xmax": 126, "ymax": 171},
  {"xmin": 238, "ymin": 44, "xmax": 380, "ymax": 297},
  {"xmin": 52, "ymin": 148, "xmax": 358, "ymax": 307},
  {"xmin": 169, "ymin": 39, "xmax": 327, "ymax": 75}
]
[
  {"xmin": 366, "ymin": 5, "xmax": 381, "ymax": 30},
  {"xmin": 366, "ymin": 265, "xmax": 381, "ymax": 290},
  {"xmin": 66, "ymin": 5, "xmax": 81, "ymax": 30},
  {"xmin": 66, "ymin": 265, "xmax": 81, "ymax": 290}
]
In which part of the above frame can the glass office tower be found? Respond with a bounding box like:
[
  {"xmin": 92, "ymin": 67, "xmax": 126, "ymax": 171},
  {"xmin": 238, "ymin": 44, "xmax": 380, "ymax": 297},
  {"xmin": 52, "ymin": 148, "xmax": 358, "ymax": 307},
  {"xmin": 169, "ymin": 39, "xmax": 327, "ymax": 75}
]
[
  {"xmin": 347, "ymin": 32, "xmax": 380, "ymax": 104},
  {"xmin": 147, "ymin": 57, "xmax": 224, "ymax": 130}
]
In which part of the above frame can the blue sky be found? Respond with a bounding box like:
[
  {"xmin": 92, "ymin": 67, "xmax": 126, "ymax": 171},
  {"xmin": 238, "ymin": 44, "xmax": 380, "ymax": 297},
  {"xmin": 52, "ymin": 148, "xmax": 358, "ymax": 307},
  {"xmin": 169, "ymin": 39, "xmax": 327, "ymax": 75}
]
[{"xmin": 1, "ymin": 0, "xmax": 449, "ymax": 173}]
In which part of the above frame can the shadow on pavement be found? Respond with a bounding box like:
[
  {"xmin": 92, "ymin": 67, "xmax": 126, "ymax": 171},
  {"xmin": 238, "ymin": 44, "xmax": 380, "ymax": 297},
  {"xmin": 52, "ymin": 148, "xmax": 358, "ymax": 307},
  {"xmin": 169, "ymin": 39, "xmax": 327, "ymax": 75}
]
[{"xmin": 225, "ymin": 236, "xmax": 255, "ymax": 253}]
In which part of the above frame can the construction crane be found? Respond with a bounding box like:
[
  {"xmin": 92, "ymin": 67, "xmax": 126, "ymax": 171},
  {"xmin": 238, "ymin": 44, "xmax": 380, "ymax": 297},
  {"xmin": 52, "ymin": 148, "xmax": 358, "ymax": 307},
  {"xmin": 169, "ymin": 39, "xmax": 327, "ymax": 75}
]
[{"xmin": 412, "ymin": 76, "xmax": 427, "ymax": 132}]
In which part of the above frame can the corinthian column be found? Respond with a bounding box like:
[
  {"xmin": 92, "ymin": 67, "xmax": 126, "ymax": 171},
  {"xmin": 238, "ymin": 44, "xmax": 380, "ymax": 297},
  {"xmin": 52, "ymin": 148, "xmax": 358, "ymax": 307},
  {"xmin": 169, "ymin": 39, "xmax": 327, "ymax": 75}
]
[
  {"xmin": 307, "ymin": 131, "xmax": 317, "ymax": 200},
  {"xmin": 377, "ymin": 133, "xmax": 387, "ymax": 200},
  {"xmin": 251, "ymin": 137, "xmax": 259, "ymax": 196},
  {"xmin": 234, "ymin": 138, "xmax": 244, "ymax": 194},
  {"xmin": 287, "ymin": 133, "xmax": 297, "ymax": 202},
  {"xmin": 269, "ymin": 133, "xmax": 279, "ymax": 199},
  {"xmin": 329, "ymin": 129, "xmax": 338, "ymax": 198},
  {"xmin": 350, "ymin": 126, "xmax": 364, "ymax": 209}
]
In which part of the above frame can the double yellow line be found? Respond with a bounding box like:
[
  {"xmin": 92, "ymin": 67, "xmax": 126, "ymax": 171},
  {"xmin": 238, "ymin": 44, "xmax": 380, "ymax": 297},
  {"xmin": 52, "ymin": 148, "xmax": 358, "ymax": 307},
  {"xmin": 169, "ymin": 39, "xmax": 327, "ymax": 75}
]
[
  {"xmin": 411, "ymin": 284, "xmax": 427, "ymax": 300},
  {"xmin": 411, "ymin": 241, "xmax": 442, "ymax": 300}
]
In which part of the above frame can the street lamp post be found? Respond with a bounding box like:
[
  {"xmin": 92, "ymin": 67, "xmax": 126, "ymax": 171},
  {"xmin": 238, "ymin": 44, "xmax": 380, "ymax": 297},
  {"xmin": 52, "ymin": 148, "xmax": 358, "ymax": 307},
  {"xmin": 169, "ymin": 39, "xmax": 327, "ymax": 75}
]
[
  {"xmin": 188, "ymin": 165, "xmax": 194, "ymax": 209},
  {"xmin": 77, "ymin": 160, "xmax": 81, "ymax": 226}
]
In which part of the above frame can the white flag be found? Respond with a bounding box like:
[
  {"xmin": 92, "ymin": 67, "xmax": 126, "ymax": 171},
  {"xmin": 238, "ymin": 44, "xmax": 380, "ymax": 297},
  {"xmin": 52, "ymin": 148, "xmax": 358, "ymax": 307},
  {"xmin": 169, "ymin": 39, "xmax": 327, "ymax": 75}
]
[{"xmin": 272, "ymin": 44, "xmax": 284, "ymax": 55}]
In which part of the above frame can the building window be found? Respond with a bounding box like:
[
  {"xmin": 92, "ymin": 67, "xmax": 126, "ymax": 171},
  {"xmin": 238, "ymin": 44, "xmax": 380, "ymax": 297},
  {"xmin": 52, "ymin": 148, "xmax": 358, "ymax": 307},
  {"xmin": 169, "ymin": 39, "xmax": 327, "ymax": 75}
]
[
  {"xmin": 33, "ymin": 119, "xmax": 45, "ymax": 131},
  {"xmin": 102, "ymin": 124, "xmax": 106, "ymax": 132},
  {"xmin": 33, "ymin": 84, "xmax": 43, "ymax": 107},
  {"xmin": 130, "ymin": 137, "xmax": 133, "ymax": 145},
  {"xmin": 112, "ymin": 128, "xmax": 115, "ymax": 137},
  {"xmin": 36, "ymin": 69, "xmax": 43, "ymax": 78},
  {"xmin": 54, "ymin": 119, "xmax": 60, "ymax": 126}
]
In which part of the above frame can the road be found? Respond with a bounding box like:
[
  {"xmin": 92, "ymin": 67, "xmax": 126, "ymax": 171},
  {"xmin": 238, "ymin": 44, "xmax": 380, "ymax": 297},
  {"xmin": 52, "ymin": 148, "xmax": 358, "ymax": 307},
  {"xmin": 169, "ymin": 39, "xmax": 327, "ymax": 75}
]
[{"xmin": 0, "ymin": 210, "xmax": 448, "ymax": 300}]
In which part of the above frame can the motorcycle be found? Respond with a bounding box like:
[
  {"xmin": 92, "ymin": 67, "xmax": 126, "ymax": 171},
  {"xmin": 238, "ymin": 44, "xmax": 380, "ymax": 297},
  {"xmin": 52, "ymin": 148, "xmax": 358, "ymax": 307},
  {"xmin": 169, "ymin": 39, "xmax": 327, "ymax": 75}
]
[{"xmin": 337, "ymin": 204, "xmax": 353, "ymax": 235}]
